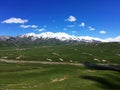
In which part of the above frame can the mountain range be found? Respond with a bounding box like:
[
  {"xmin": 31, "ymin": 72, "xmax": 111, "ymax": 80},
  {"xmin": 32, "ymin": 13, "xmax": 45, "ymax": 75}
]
[{"xmin": 0, "ymin": 32, "xmax": 120, "ymax": 45}]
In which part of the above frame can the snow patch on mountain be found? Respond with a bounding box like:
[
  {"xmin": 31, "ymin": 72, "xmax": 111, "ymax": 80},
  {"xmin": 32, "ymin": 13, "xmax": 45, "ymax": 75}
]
[
  {"xmin": 0, "ymin": 36, "xmax": 10, "ymax": 41},
  {"xmin": 20, "ymin": 32, "xmax": 103, "ymax": 42},
  {"xmin": 104, "ymin": 36, "xmax": 120, "ymax": 42}
]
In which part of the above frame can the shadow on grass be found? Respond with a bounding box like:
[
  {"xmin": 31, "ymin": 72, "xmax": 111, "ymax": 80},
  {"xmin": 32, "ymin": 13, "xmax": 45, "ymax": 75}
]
[
  {"xmin": 81, "ymin": 62, "xmax": 120, "ymax": 89},
  {"xmin": 84, "ymin": 62, "xmax": 120, "ymax": 72},
  {"xmin": 81, "ymin": 75, "xmax": 120, "ymax": 90}
]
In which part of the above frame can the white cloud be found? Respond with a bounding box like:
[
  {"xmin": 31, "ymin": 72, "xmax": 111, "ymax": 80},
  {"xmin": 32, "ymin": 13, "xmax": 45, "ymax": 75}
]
[
  {"xmin": 99, "ymin": 30, "xmax": 106, "ymax": 34},
  {"xmin": 88, "ymin": 26, "xmax": 95, "ymax": 31},
  {"xmin": 79, "ymin": 22, "xmax": 85, "ymax": 27},
  {"xmin": 31, "ymin": 25, "xmax": 38, "ymax": 28},
  {"xmin": 66, "ymin": 16, "xmax": 77, "ymax": 22},
  {"xmin": 38, "ymin": 28, "xmax": 46, "ymax": 32},
  {"xmin": 20, "ymin": 25, "xmax": 38, "ymax": 28},
  {"xmin": 20, "ymin": 25, "xmax": 30, "ymax": 28},
  {"xmin": 2, "ymin": 17, "xmax": 28, "ymax": 24}
]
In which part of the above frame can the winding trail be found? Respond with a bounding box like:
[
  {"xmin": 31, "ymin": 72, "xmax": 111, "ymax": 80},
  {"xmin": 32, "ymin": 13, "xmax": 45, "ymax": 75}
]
[{"xmin": 0, "ymin": 59, "xmax": 84, "ymax": 66}]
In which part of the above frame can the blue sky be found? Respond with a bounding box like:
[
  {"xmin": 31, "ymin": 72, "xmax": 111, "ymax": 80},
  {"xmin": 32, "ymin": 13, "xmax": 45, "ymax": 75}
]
[{"xmin": 0, "ymin": 0, "xmax": 120, "ymax": 39}]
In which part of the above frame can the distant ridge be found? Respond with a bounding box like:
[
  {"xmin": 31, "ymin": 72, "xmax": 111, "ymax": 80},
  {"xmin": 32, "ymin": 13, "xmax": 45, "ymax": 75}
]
[
  {"xmin": 20, "ymin": 32, "xmax": 102, "ymax": 42},
  {"xmin": 0, "ymin": 32, "xmax": 120, "ymax": 43}
]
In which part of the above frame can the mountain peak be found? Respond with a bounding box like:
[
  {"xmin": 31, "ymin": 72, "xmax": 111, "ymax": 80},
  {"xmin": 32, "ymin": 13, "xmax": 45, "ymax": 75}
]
[
  {"xmin": 1, "ymin": 32, "xmax": 120, "ymax": 42},
  {"xmin": 21, "ymin": 33, "xmax": 37, "ymax": 37},
  {"xmin": 20, "ymin": 32, "xmax": 102, "ymax": 42}
]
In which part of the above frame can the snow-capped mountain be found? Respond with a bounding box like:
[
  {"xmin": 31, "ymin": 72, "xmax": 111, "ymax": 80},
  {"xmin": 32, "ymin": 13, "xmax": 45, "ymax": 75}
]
[
  {"xmin": 0, "ymin": 36, "xmax": 10, "ymax": 41},
  {"xmin": 0, "ymin": 32, "xmax": 120, "ymax": 43},
  {"xmin": 20, "ymin": 32, "xmax": 103, "ymax": 42}
]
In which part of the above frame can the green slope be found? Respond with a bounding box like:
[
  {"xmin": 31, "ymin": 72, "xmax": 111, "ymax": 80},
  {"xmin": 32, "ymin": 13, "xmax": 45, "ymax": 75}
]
[
  {"xmin": 0, "ymin": 62, "xmax": 119, "ymax": 90},
  {"xmin": 0, "ymin": 42, "xmax": 120, "ymax": 64}
]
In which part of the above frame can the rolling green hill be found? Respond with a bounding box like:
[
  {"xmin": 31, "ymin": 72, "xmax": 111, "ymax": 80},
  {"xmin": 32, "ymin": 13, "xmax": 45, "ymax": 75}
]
[
  {"xmin": 0, "ymin": 42, "xmax": 120, "ymax": 89},
  {"xmin": 0, "ymin": 42, "xmax": 120, "ymax": 64},
  {"xmin": 0, "ymin": 62, "xmax": 119, "ymax": 90}
]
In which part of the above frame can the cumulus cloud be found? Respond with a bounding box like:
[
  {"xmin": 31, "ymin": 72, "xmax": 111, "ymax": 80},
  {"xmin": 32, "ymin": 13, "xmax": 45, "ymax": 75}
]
[
  {"xmin": 2, "ymin": 17, "xmax": 28, "ymax": 24},
  {"xmin": 88, "ymin": 26, "xmax": 95, "ymax": 31},
  {"xmin": 20, "ymin": 25, "xmax": 30, "ymax": 28},
  {"xmin": 20, "ymin": 25, "xmax": 38, "ymax": 28},
  {"xmin": 31, "ymin": 25, "xmax": 38, "ymax": 28},
  {"xmin": 38, "ymin": 28, "xmax": 46, "ymax": 32},
  {"xmin": 66, "ymin": 16, "xmax": 77, "ymax": 22},
  {"xmin": 99, "ymin": 30, "xmax": 106, "ymax": 34},
  {"xmin": 79, "ymin": 22, "xmax": 85, "ymax": 27}
]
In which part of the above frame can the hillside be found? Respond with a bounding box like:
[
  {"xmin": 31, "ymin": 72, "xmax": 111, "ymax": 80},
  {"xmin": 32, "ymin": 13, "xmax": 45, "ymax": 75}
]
[{"xmin": 0, "ymin": 42, "xmax": 120, "ymax": 64}]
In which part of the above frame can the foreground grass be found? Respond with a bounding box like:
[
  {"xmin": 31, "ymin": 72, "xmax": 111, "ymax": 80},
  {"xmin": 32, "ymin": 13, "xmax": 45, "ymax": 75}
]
[{"xmin": 0, "ymin": 62, "xmax": 119, "ymax": 90}]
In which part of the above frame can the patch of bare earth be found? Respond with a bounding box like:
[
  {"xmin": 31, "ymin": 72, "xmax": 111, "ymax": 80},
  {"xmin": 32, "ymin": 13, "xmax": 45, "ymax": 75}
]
[{"xmin": 51, "ymin": 76, "xmax": 68, "ymax": 83}]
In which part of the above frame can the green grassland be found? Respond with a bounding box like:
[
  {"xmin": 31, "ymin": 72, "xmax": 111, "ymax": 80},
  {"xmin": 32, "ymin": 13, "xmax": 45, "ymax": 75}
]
[
  {"xmin": 0, "ymin": 42, "xmax": 120, "ymax": 64},
  {"xmin": 0, "ymin": 62, "xmax": 119, "ymax": 90},
  {"xmin": 0, "ymin": 42, "xmax": 120, "ymax": 89}
]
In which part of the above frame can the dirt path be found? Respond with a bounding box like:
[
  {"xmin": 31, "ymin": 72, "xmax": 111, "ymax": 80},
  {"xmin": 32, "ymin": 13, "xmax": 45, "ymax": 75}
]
[{"xmin": 0, "ymin": 59, "xmax": 84, "ymax": 66}]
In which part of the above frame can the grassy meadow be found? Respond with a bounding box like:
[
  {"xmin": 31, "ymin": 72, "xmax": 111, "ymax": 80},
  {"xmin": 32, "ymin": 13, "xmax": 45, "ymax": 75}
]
[
  {"xmin": 0, "ymin": 43, "xmax": 120, "ymax": 64},
  {"xmin": 0, "ymin": 62, "xmax": 120, "ymax": 90},
  {"xmin": 0, "ymin": 42, "xmax": 120, "ymax": 89}
]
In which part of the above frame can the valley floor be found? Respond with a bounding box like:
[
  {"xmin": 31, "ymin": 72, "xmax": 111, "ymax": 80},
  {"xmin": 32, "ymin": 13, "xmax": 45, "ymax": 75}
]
[
  {"xmin": 0, "ymin": 43, "xmax": 120, "ymax": 89},
  {"xmin": 0, "ymin": 59, "xmax": 120, "ymax": 90},
  {"xmin": 0, "ymin": 59, "xmax": 84, "ymax": 66}
]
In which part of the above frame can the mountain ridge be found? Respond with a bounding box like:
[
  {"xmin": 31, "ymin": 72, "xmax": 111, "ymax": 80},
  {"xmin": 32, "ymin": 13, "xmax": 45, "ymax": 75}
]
[
  {"xmin": 0, "ymin": 32, "xmax": 120, "ymax": 42},
  {"xmin": 19, "ymin": 32, "xmax": 103, "ymax": 42}
]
